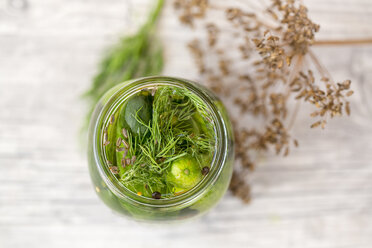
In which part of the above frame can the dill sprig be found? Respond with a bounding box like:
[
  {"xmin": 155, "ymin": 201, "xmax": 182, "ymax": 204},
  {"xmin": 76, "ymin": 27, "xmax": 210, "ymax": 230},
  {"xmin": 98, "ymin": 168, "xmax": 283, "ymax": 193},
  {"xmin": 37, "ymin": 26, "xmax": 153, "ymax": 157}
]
[{"xmin": 83, "ymin": 0, "xmax": 164, "ymax": 126}]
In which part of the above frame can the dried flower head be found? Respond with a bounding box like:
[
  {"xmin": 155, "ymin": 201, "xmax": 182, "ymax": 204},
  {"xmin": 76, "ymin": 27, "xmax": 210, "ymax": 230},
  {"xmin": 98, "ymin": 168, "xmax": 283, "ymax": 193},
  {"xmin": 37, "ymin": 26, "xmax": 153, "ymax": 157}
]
[
  {"xmin": 174, "ymin": 0, "xmax": 353, "ymax": 202},
  {"xmin": 174, "ymin": 0, "xmax": 209, "ymax": 26}
]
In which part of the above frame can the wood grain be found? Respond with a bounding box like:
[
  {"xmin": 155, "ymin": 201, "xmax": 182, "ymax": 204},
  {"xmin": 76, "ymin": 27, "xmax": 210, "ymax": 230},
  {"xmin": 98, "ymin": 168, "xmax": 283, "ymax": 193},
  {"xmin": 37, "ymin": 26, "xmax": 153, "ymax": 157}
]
[{"xmin": 0, "ymin": 0, "xmax": 372, "ymax": 247}]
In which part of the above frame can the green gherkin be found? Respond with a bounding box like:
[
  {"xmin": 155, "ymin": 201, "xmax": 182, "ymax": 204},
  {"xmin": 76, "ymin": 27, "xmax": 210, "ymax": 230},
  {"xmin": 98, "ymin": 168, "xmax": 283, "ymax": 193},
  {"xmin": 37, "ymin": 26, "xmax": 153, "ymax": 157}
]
[{"xmin": 167, "ymin": 156, "xmax": 202, "ymax": 190}]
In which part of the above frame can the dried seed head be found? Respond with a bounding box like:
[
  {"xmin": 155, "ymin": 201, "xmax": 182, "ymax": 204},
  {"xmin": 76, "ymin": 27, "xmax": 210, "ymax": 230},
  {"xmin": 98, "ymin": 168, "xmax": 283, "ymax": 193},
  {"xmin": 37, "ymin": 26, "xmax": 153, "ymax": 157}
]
[
  {"xmin": 346, "ymin": 90, "xmax": 354, "ymax": 97},
  {"xmin": 174, "ymin": 0, "xmax": 208, "ymax": 26},
  {"xmin": 171, "ymin": 0, "xmax": 353, "ymax": 203},
  {"xmin": 131, "ymin": 155, "xmax": 136, "ymax": 164},
  {"xmin": 125, "ymin": 158, "xmax": 131, "ymax": 165},
  {"xmin": 109, "ymin": 166, "xmax": 118, "ymax": 174},
  {"xmin": 110, "ymin": 114, "xmax": 115, "ymax": 124},
  {"xmin": 122, "ymin": 128, "xmax": 128, "ymax": 139},
  {"xmin": 284, "ymin": 147, "xmax": 289, "ymax": 156},
  {"xmin": 116, "ymin": 137, "xmax": 122, "ymax": 147},
  {"xmin": 311, "ymin": 121, "xmax": 321, "ymax": 128},
  {"xmin": 116, "ymin": 147, "xmax": 126, "ymax": 152},
  {"xmin": 206, "ymin": 23, "xmax": 219, "ymax": 47},
  {"xmin": 188, "ymin": 39, "xmax": 205, "ymax": 74},
  {"xmin": 103, "ymin": 132, "xmax": 109, "ymax": 145},
  {"xmin": 345, "ymin": 101, "xmax": 350, "ymax": 116},
  {"xmin": 219, "ymin": 59, "xmax": 230, "ymax": 75},
  {"xmin": 122, "ymin": 139, "xmax": 129, "ymax": 149},
  {"xmin": 121, "ymin": 158, "xmax": 126, "ymax": 168},
  {"xmin": 321, "ymin": 120, "xmax": 327, "ymax": 129}
]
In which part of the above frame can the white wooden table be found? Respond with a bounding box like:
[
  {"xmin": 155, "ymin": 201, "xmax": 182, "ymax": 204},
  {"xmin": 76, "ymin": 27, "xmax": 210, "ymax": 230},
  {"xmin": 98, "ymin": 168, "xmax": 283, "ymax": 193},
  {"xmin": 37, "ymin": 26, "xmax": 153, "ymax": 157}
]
[{"xmin": 1, "ymin": 0, "xmax": 372, "ymax": 247}]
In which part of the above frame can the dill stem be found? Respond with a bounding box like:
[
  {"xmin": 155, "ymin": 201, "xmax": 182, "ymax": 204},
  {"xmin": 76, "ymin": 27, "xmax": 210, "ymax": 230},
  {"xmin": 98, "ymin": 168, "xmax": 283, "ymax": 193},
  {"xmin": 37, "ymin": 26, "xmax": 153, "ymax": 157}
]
[{"xmin": 314, "ymin": 38, "xmax": 372, "ymax": 46}]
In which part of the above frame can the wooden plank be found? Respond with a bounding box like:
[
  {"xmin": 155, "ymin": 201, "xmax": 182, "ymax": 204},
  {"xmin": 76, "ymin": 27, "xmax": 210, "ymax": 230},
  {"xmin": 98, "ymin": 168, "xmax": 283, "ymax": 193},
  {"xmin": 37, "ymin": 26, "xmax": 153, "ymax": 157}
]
[{"xmin": 0, "ymin": 0, "xmax": 372, "ymax": 247}]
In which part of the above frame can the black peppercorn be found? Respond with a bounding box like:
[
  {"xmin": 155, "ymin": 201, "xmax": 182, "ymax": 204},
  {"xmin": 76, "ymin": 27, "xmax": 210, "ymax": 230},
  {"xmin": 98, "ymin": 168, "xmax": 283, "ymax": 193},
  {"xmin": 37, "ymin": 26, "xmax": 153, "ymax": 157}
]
[
  {"xmin": 201, "ymin": 166, "xmax": 210, "ymax": 176},
  {"xmin": 152, "ymin": 191, "xmax": 161, "ymax": 199}
]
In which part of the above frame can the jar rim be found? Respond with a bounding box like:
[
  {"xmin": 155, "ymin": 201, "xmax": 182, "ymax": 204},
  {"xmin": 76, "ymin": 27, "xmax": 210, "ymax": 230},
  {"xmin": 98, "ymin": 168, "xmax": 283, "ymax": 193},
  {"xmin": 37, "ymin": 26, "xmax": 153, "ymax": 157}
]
[{"xmin": 92, "ymin": 76, "xmax": 229, "ymax": 208}]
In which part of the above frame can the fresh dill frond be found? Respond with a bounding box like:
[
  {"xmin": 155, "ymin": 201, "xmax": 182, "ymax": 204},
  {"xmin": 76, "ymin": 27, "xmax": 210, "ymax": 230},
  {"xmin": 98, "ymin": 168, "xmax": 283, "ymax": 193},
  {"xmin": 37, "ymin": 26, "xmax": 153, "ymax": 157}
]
[{"xmin": 83, "ymin": 0, "xmax": 164, "ymax": 129}]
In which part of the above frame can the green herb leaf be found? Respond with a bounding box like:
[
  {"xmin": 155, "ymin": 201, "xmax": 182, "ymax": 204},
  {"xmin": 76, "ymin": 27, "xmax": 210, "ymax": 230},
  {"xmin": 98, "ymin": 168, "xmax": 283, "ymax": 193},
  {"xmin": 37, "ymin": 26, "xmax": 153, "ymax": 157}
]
[{"xmin": 83, "ymin": 0, "xmax": 164, "ymax": 127}]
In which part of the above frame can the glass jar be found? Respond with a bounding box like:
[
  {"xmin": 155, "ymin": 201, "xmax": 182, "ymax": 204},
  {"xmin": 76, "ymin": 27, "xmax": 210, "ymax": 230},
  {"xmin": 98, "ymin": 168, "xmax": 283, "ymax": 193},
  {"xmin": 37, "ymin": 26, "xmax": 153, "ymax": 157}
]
[{"xmin": 87, "ymin": 76, "xmax": 234, "ymax": 222}]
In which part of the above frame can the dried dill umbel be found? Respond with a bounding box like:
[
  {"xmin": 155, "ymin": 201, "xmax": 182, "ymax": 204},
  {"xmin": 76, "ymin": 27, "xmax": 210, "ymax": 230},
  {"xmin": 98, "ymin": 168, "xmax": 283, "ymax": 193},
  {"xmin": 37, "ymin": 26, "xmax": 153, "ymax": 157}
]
[
  {"xmin": 173, "ymin": 0, "xmax": 209, "ymax": 26},
  {"xmin": 173, "ymin": 0, "xmax": 353, "ymax": 202}
]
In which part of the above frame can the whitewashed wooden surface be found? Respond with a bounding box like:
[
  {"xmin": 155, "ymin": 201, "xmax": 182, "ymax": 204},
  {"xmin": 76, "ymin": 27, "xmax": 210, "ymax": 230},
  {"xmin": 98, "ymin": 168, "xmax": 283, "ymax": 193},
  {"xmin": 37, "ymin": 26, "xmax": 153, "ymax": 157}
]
[{"xmin": 1, "ymin": 0, "xmax": 372, "ymax": 247}]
